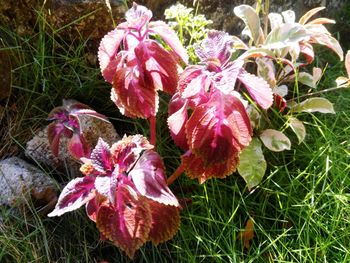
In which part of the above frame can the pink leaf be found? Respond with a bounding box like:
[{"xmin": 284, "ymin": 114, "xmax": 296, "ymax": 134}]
[
  {"xmin": 110, "ymin": 88, "xmax": 136, "ymax": 118},
  {"xmin": 68, "ymin": 133, "xmax": 91, "ymax": 159},
  {"xmin": 194, "ymin": 30, "xmax": 233, "ymax": 65},
  {"xmin": 186, "ymin": 91, "xmax": 252, "ymax": 167},
  {"xmin": 90, "ymin": 138, "xmax": 112, "ymax": 172},
  {"xmin": 130, "ymin": 150, "xmax": 179, "ymax": 207},
  {"xmin": 94, "ymin": 174, "xmax": 118, "ymax": 204},
  {"xmin": 215, "ymin": 60, "xmax": 243, "ymax": 93},
  {"xmin": 177, "ymin": 66, "xmax": 210, "ymax": 107},
  {"xmin": 182, "ymin": 152, "xmax": 239, "ymax": 183},
  {"xmin": 47, "ymin": 123, "xmax": 67, "ymax": 157},
  {"xmin": 125, "ymin": 3, "xmax": 152, "ymax": 30},
  {"xmin": 72, "ymin": 109, "xmax": 109, "ymax": 122},
  {"xmin": 238, "ymin": 70, "xmax": 273, "ymax": 109},
  {"xmin": 134, "ymin": 40, "xmax": 179, "ymax": 95},
  {"xmin": 168, "ymin": 93, "xmax": 189, "ymax": 150},
  {"xmin": 98, "ymin": 28, "xmax": 126, "ymax": 83},
  {"xmin": 86, "ymin": 198, "xmax": 99, "ymax": 222},
  {"xmin": 300, "ymin": 42, "xmax": 314, "ymax": 65},
  {"xmin": 149, "ymin": 20, "xmax": 189, "ymax": 64},
  {"xmin": 96, "ymin": 186, "xmax": 152, "ymax": 259},
  {"xmin": 48, "ymin": 176, "xmax": 95, "ymax": 217},
  {"xmin": 113, "ymin": 65, "xmax": 158, "ymax": 118},
  {"xmin": 111, "ymin": 135, "xmax": 153, "ymax": 172}
]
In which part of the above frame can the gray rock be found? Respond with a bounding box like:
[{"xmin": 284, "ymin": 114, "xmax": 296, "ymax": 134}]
[{"xmin": 0, "ymin": 157, "xmax": 57, "ymax": 214}]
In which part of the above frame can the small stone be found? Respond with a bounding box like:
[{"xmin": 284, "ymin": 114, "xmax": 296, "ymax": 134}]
[{"xmin": 0, "ymin": 157, "xmax": 57, "ymax": 215}]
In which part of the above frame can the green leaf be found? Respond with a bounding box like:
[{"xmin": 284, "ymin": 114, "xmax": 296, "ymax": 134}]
[
  {"xmin": 298, "ymin": 72, "xmax": 315, "ymax": 88},
  {"xmin": 288, "ymin": 117, "xmax": 306, "ymax": 144},
  {"xmin": 238, "ymin": 138, "xmax": 266, "ymax": 190},
  {"xmin": 290, "ymin": 97, "xmax": 335, "ymax": 114},
  {"xmin": 260, "ymin": 129, "xmax": 291, "ymax": 152},
  {"xmin": 234, "ymin": 5, "xmax": 261, "ymax": 44}
]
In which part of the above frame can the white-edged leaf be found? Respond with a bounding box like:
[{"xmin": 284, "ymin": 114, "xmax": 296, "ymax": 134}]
[
  {"xmin": 256, "ymin": 57, "xmax": 276, "ymax": 87},
  {"xmin": 273, "ymin": 85, "xmax": 288, "ymax": 97},
  {"xmin": 282, "ymin": 10, "xmax": 295, "ymax": 24},
  {"xmin": 312, "ymin": 33, "xmax": 343, "ymax": 61},
  {"xmin": 288, "ymin": 117, "xmax": 306, "ymax": 144},
  {"xmin": 345, "ymin": 50, "xmax": 350, "ymax": 78},
  {"xmin": 298, "ymin": 72, "xmax": 315, "ymax": 88},
  {"xmin": 234, "ymin": 5, "xmax": 261, "ymax": 44},
  {"xmin": 260, "ymin": 129, "xmax": 291, "ymax": 152},
  {"xmin": 238, "ymin": 138, "xmax": 266, "ymax": 190},
  {"xmin": 335, "ymin": 76, "xmax": 349, "ymax": 87},
  {"xmin": 264, "ymin": 23, "xmax": 309, "ymax": 49},
  {"xmin": 299, "ymin": 7, "xmax": 325, "ymax": 25},
  {"xmin": 290, "ymin": 97, "xmax": 335, "ymax": 114},
  {"xmin": 268, "ymin": 13, "xmax": 283, "ymax": 31}
]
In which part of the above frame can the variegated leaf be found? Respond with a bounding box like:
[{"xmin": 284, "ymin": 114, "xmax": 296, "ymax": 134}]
[{"xmin": 260, "ymin": 129, "xmax": 291, "ymax": 152}]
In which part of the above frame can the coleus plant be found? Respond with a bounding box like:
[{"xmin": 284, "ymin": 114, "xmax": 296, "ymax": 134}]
[
  {"xmin": 47, "ymin": 99, "xmax": 109, "ymax": 159},
  {"xmin": 167, "ymin": 4, "xmax": 345, "ymax": 188},
  {"xmin": 98, "ymin": 2, "xmax": 188, "ymax": 145},
  {"xmin": 48, "ymin": 135, "xmax": 180, "ymax": 259},
  {"xmin": 167, "ymin": 30, "xmax": 273, "ymax": 184}
]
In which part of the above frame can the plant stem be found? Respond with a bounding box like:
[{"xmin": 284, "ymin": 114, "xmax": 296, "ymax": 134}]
[
  {"xmin": 167, "ymin": 163, "xmax": 185, "ymax": 185},
  {"xmin": 287, "ymin": 84, "xmax": 349, "ymax": 103},
  {"xmin": 149, "ymin": 116, "xmax": 157, "ymax": 146}
]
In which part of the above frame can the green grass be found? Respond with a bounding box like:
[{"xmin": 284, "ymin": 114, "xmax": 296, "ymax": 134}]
[{"xmin": 1, "ymin": 8, "xmax": 350, "ymax": 263}]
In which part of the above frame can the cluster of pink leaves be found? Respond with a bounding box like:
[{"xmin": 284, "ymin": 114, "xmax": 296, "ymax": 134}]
[
  {"xmin": 47, "ymin": 2, "xmax": 347, "ymax": 259},
  {"xmin": 98, "ymin": 3, "xmax": 188, "ymax": 119},
  {"xmin": 49, "ymin": 135, "xmax": 180, "ymax": 258},
  {"xmin": 47, "ymin": 100, "xmax": 108, "ymax": 159},
  {"xmin": 168, "ymin": 31, "xmax": 273, "ymax": 183}
]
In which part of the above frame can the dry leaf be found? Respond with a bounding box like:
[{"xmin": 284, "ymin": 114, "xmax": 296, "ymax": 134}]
[{"xmin": 237, "ymin": 218, "xmax": 255, "ymax": 249}]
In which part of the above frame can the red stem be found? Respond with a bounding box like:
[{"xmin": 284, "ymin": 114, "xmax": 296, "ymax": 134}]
[
  {"xmin": 149, "ymin": 116, "xmax": 156, "ymax": 147},
  {"xmin": 167, "ymin": 163, "xmax": 185, "ymax": 185}
]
